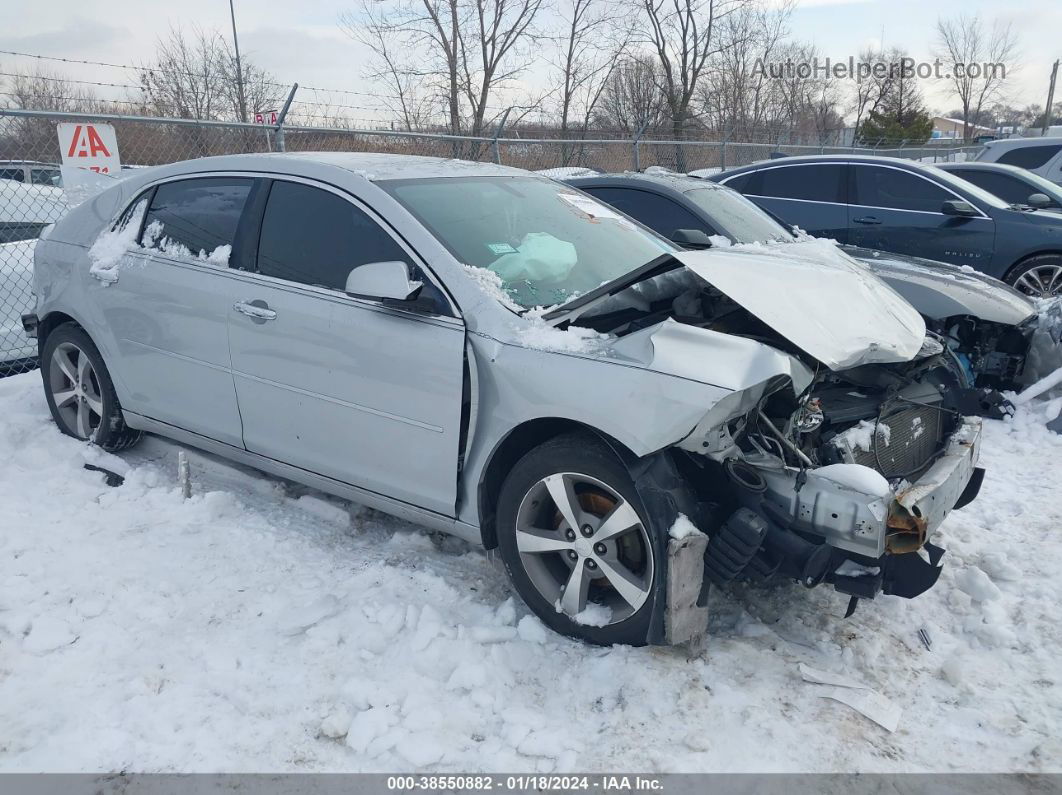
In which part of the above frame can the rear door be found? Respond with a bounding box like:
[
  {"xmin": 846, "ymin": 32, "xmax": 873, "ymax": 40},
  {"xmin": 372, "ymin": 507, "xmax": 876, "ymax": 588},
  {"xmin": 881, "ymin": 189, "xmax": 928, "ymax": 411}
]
[
  {"xmin": 729, "ymin": 163, "xmax": 849, "ymax": 241},
  {"xmin": 90, "ymin": 176, "xmax": 251, "ymax": 446},
  {"xmin": 847, "ymin": 163, "xmax": 995, "ymax": 266},
  {"xmin": 227, "ymin": 177, "xmax": 466, "ymax": 515}
]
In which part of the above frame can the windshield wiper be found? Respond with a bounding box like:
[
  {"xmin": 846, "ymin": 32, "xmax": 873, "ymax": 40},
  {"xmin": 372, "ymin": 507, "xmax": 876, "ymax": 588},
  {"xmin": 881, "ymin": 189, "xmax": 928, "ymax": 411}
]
[{"xmin": 541, "ymin": 253, "xmax": 681, "ymax": 322}]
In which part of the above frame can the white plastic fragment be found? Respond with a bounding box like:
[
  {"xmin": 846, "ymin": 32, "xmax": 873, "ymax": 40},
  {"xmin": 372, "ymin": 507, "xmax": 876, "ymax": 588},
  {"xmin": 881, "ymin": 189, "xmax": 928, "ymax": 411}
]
[{"xmin": 799, "ymin": 663, "xmax": 901, "ymax": 732}]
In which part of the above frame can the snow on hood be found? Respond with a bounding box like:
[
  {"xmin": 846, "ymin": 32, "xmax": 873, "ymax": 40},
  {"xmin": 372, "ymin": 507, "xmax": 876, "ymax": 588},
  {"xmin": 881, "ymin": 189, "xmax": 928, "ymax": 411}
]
[
  {"xmin": 673, "ymin": 242, "xmax": 927, "ymax": 370},
  {"xmin": 843, "ymin": 246, "xmax": 1035, "ymax": 326}
]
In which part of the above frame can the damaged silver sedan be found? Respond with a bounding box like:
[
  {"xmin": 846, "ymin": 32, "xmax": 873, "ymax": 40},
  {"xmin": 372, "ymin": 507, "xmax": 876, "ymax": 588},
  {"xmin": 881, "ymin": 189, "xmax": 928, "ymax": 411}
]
[{"xmin": 27, "ymin": 153, "xmax": 984, "ymax": 646}]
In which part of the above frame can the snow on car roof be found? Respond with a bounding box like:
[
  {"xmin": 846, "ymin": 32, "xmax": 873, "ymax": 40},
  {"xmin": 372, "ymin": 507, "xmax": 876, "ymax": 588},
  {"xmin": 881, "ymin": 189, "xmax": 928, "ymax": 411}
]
[{"xmin": 183, "ymin": 151, "xmax": 530, "ymax": 181}]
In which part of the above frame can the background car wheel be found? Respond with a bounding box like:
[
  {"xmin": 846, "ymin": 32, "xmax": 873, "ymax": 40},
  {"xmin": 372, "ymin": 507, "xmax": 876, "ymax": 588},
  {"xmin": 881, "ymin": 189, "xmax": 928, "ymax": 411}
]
[
  {"xmin": 41, "ymin": 323, "xmax": 142, "ymax": 452},
  {"xmin": 496, "ymin": 433, "xmax": 664, "ymax": 646},
  {"xmin": 1007, "ymin": 255, "xmax": 1062, "ymax": 298}
]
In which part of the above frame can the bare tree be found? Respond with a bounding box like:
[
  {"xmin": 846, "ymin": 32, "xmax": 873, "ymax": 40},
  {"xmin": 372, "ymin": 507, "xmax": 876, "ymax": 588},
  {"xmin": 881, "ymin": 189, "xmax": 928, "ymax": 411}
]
[
  {"xmin": 137, "ymin": 26, "xmax": 280, "ymax": 122},
  {"xmin": 594, "ymin": 55, "xmax": 668, "ymax": 134},
  {"xmin": 552, "ymin": 0, "xmax": 631, "ymax": 137},
  {"xmin": 341, "ymin": 0, "xmax": 544, "ymax": 141},
  {"xmin": 934, "ymin": 14, "xmax": 1019, "ymax": 142},
  {"xmin": 848, "ymin": 45, "xmax": 897, "ymax": 143},
  {"xmin": 635, "ymin": 0, "xmax": 752, "ymax": 167},
  {"xmin": 1, "ymin": 69, "xmax": 99, "ymax": 160}
]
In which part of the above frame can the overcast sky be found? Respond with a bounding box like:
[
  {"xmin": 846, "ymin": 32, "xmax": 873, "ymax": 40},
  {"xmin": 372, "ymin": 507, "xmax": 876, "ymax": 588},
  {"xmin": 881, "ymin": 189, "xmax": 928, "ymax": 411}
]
[{"xmin": 2, "ymin": 0, "xmax": 1059, "ymax": 125}]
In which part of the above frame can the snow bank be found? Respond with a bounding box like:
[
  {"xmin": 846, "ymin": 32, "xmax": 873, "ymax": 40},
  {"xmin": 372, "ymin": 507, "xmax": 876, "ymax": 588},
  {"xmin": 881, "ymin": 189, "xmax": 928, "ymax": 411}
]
[{"xmin": 1, "ymin": 372, "xmax": 1061, "ymax": 772}]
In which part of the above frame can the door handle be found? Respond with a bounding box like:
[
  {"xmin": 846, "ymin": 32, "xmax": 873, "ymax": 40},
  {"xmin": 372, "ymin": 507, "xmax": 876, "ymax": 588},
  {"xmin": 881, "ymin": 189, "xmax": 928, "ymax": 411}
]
[
  {"xmin": 234, "ymin": 300, "xmax": 277, "ymax": 321},
  {"xmin": 852, "ymin": 216, "xmax": 882, "ymax": 225}
]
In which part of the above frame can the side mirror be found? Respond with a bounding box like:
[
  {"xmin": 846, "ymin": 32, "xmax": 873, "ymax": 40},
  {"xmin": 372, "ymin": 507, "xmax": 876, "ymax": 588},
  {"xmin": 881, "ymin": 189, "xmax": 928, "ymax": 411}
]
[
  {"xmin": 670, "ymin": 228, "xmax": 715, "ymax": 249},
  {"xmin": 941, "ymin": 199, "xmax": 979, "ymax": 217},
  {"xmin": 344, "ymin": 261, "xmax": 423, "ymax": 302},
  {"xmin": 1027, "ymin": 192, "xmax": 1053, "ymax": 209}
]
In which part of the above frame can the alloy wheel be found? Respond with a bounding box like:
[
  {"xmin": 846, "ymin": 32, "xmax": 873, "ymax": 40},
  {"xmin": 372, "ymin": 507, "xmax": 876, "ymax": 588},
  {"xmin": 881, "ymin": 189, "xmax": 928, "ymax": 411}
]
[
  {"xmin": 1014, "ymin": 263, "xmax": 1062, "ymax": 298},
  {"xmin": 514, "ymin": 472, "xmax": 654, "ymax": 625},
  {"xmin": 48, "ymin": 342, "xmax": 104, "ymax": 440}
]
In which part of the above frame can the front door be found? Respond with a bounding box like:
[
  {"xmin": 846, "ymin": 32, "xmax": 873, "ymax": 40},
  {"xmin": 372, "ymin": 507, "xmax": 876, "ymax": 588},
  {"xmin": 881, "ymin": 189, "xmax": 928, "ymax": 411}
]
[
  {"xmin": 847, "ymin": 164, "xmax": 995, "ymax": 267},
  {"xmin": 734, "ymin": 162, "xmax": 850, "ymax": 242},
  {"xmin": 226, "ymin": 178, "xmax": 465, "ymax": 515}
]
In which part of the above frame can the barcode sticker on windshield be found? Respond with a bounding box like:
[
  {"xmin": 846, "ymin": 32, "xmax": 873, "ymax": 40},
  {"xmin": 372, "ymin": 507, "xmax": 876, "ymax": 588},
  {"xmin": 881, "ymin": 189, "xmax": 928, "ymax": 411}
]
[
  {"xmin": 558, "ymin": 192, "xmax": 625, "ymax": 220},
  {"xmin": 486, "ymin": 242, "xmax": 518, "ymax": 255}
]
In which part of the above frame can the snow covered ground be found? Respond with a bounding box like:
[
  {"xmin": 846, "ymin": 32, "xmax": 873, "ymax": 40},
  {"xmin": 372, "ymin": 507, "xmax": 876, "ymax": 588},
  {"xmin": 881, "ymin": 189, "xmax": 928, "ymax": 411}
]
[{"xmin": 1, "ymin": 371, "xmax": 1061, "ymax": 773}]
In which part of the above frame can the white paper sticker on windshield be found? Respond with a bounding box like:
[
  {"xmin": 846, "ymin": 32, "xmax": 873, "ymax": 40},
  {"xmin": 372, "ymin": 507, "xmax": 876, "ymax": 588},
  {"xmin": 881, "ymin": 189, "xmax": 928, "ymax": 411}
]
[
  {"xmin": 558, "ymin": 192, "xmax": 627, "ymax": 221},
  {"xmin": 486, "ymin": 242, "xmax": 518, "ymax": 255}
]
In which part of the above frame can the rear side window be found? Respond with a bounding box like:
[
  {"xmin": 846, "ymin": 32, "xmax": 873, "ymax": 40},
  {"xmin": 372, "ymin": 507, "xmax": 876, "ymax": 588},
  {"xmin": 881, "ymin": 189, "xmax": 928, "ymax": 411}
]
[
  {"xmin": 582, "ymin": 187, "xmax": 713, "ymax": 239},
  {"xmin": 749, "ymin": 164, "xmax": 846, "ymax": 203},
  {"xmin": 30, "ymin": 168, "xmax": 61, "ymax": 187},
  {"xmin": 996, "ymin": 144, "xmax": 1062, "ymax": 170},
  {"xmin": 851, "ymin": 166, "xmax": 951, "ymax": 213},
  {"xmin": 256, "ymin": 180, "xmax": 413, "ymax": 291},
  {"xmin": 720, "ymin": 173, "xmax": 752, "ymax": 192},
  {"xmin": 0, "ymin": 168, "xmax": 25, "ymax": 182},
  {"xmin": 948, "ymin": 170, "xmax": 1038, "ymax": 206},
  {"xmin": 142, "ymin": 177, "xmax": 252, "ymax": 263}
]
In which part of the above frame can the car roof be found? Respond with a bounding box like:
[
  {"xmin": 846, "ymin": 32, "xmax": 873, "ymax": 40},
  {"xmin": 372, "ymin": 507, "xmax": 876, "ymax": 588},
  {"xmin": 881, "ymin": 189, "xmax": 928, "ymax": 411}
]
[
  {"xmin": 935, "ymin": 161, "xmax": 1031, "ymax": 176},
  {"xmin": 159, "ymin": 151, "xmax": 529, "ymax": 181},
  {"xmin": 713, "ymin": 153, "xmax": 956, "ymax": 182},
  {"xmin": 0, "ymin": 160, "xmax": 60, "ymax": 168},
  {"xmin": 565, "ymin": 170, "xmax": 725, "ymax": 195},
  {"xmin": 981, "ymin": 137, "xmax": 1062, "ymax": 150}
]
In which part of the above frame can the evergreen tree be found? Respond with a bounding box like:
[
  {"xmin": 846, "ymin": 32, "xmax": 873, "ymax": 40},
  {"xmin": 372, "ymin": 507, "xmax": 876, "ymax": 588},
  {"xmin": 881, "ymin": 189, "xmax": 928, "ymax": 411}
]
[{"xmin": 858, "ymin": 57, "xmax": 933, "ymax": 145}]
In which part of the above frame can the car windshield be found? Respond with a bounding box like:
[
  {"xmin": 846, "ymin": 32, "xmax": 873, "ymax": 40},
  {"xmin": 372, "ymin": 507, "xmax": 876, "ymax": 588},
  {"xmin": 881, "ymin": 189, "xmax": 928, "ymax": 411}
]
[
  {"xmin": 926, "ymin": 165, "xmax": 1010, "ymax": 209},
  {"xmin": 684, "ymin": 186, "xmax": 794, "ymax": 243},
  {"xmin": 381, "ymin": 176, "xmax": 675, "ymax": 309}
]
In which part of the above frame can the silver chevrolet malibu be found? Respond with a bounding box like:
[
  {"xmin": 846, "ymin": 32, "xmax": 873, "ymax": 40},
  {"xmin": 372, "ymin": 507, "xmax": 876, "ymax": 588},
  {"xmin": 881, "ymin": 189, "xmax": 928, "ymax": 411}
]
[{"xmin": 26, "ymin": 152, "xmax": 984, "ymax": 646}]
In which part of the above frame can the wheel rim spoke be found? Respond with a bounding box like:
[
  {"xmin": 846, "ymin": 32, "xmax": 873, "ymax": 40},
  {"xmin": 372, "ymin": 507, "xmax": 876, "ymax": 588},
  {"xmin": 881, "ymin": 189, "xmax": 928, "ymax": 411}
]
[
  {"xmin": 592, "ymin": 498, "xmax": 640, "ymax": 543},
  {"xmin": 595, "ymin": 555, "xmax": 650, "ymax": 611},
  {"xmin": 1044, "ymin": 266, "xmax": 1062, "ymax": 295},
  {"xmin": 76, "ymin": 399, "xmax": 91, "ymax": 438},
  {"xmin": 516, "ymin": 528, "xmax": 571, "ymax": 554},
  {"xmin": 55, "ymin": 350, "xmax": 78, "ymax": 384},
  {"xmin": 544, "ymin": 473, "xmax": 583, "ymax": 532},
  {"xmin": 76, "ymin": 351, "xmax": 92, "ymax": 389},
  {"xmin": 53, "ymin": 389, "xmax": 77, "ymax": 408},
  {"xmin": 559, "ymin": 558, "xmax": 590, "ymax": 616}
]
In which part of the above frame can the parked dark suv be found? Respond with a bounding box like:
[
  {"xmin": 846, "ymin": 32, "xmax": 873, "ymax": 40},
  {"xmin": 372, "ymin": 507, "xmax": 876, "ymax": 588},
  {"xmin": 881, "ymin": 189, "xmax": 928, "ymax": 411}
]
[{"xmin": 712, "ymin": 155, "xmax": 1062, "ymax": 297}]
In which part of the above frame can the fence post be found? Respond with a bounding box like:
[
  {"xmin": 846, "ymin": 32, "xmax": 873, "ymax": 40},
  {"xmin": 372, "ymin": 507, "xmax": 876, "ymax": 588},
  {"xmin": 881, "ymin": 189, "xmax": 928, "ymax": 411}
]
[
  {"xmin": 273, "ymin": 83, "xmax": 299, "ymax": 153},
  {"xmin": 632, "ymin": 120, "xmax": 650, "ymax": 171},
  {"xmin": 492, "ymin": 108, "xmax": 511, "ymax": 165}
]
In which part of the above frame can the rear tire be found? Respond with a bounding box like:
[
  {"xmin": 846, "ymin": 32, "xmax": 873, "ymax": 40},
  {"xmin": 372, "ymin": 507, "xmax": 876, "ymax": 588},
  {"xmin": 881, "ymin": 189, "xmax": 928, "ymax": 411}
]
[
  {"xmin": 41, "ymin": 323, "xmax": 142, "ymax": 451},
  {"xmin": 1006, "ymin": 255, "xmax": 1062, "ymax": 298},
  {"xmin": 496, "ymin": 433, "xmax": 664, "ymax": 646}
]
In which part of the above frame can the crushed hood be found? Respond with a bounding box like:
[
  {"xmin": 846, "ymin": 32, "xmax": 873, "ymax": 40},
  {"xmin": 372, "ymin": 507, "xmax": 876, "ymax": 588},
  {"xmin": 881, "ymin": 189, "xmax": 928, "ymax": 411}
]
[{"xmin": 673, "ymin": 245, "xmax": 927, "ymax": 371}]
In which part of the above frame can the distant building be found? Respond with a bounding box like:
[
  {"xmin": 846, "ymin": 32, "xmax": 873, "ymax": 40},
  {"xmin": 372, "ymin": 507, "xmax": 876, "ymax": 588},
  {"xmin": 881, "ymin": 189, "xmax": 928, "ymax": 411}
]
[{"xmin": 931, "ymin": 116, "xmax": 996, "ymax": 141}]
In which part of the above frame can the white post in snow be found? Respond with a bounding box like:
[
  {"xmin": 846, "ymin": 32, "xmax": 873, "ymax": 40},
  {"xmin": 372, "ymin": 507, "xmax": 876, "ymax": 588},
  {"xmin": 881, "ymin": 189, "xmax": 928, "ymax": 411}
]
[{"xmin": 178, "ymin": 450, "xmax": 191, "ymax": 499}]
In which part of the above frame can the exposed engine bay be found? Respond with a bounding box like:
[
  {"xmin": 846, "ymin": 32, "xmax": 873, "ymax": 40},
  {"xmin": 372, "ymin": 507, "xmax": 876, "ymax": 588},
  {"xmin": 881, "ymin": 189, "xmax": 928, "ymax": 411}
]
[{"xmin": 572, "ymin": 267, "xmax": 985, "ymax": 613}]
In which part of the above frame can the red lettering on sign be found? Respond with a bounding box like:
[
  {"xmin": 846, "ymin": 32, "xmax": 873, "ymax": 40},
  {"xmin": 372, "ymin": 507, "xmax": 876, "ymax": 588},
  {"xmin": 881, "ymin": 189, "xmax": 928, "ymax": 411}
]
[{"xmin": 66, "ymin": 125, "xmax": 112, "ymax": 158}]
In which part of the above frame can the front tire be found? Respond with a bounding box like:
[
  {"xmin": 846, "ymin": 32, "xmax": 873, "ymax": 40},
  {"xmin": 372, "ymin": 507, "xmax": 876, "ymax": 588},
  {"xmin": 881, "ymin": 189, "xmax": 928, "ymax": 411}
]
[
  {"xmin": 41, "ymin": 323, "xmax": 142, "ymax": 451},
  {"xmin": 1006, "ymin": 255, "xmax": 1062, "ymax": 298},
  {"xmin": 496, "ymin": 434, "xmax": 664, "ymax": 646}
]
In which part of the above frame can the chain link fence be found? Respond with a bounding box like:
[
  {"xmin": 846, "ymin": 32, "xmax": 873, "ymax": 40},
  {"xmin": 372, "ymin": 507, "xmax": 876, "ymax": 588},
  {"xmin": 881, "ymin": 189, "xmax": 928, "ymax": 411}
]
[{"xmin": 0, "ymin": 107, "xmax": 982, "ymax": 375}]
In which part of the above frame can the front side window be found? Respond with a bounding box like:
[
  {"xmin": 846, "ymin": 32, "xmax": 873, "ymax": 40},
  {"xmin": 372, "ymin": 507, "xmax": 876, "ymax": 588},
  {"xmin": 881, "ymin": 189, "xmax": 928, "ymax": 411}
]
[
  {"xmin": 851, "ymin": 166, "xmax": 951, "ymax": 213},
  {"xmin": 950, "ymin": 170, "xmax": 1041, "ymax": 206},
  {"xmin": 381, "ymin": 176, "xmax": 674, "ymax": 309},
  {"xmin": 582, "ymin": 187, "xmax": 710, "ymax": 239},
  {"xmin": 996, "ymin": 144, "xmax": 1062, "ymax": 170},
  {"xmin": 141, "ymin": 177, "xmax": 252, "ymax": 264},
  {"xmin": 749, "ymin": 164, "xmax": 847, "ymax": 204},
  {"xmin": 256, "ymin": 181, "xmax": 414, "ymax": 291}
]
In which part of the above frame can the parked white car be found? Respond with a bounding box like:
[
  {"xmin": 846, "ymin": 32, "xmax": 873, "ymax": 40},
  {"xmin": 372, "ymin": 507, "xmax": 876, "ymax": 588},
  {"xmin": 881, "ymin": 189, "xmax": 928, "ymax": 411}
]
[
  {"xmin": 0, "ymin": 179, "xmax": 68, "ymax": 243},
  {"xmin": 974, "ymin": 137, "xmax": 1062, "ymax": 185},
  {"xmin": 1, "ymin": 238, "xmax": 37, "ymax": 367}
]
